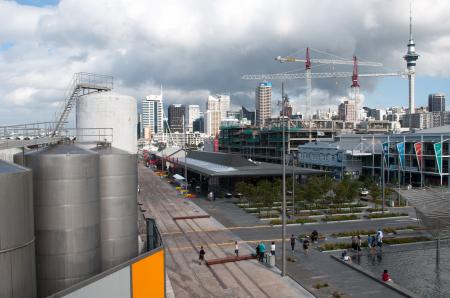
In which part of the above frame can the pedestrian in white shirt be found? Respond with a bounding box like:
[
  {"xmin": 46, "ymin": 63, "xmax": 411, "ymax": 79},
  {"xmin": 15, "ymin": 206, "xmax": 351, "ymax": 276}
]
[
  {"xmin": 235, "ymin": 241, "xmax": 239, "ymax": 257},
  {"xmin": 270, "ymin": 241, "xmax": 276, "ymax": 255}
]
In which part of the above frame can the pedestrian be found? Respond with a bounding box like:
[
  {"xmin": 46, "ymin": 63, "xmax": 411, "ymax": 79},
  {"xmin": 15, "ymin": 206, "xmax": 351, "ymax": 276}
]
[
  {"xmin": 382, "ymin": 269, "xmax": 392, "ymax": 282},
  {"xmin": 303, "ymin": 236, "xmax": 310, "ymax": 254},
  {"xmin": 357, "ymin": 235, "xmax": 362, "ymax": 253},
  {"xmin": 258, "ymin": 242, "xmax": 266, "ymax": 262},
  {"xmin": 367, "ymin": 234, "xmax": 373, "ymax": 248},
  {"xmin": 255, "ymin": 243, "xmax": 260, "ymax": 258},
  {"xmin": 311, "ymin": 230, "xmax": 319, "ymax": 243},
  {"xmin": 270, "ymin": 241, "xmax": 276, "ymax": 256},
  {"xmin": 351, "ymin": 235, "xmax": 357, "ymax": 251},
  {"xmin": 290, "ymin": 234, "xmax": 296, "ymax": 252},
  {"xmin": 235, "ymin": 241, "xmax": 239, "ymax": 257},
  {"xmin": 199, "ymin": 246, "xmax": 206, "ymax": 265},
  {"xmin": 137, "ymin": 184, "xmax": 140, "ymax": 194},
  {"xmin": 376, "ymin": 229, "xmax": 383, "ymax": 250}
]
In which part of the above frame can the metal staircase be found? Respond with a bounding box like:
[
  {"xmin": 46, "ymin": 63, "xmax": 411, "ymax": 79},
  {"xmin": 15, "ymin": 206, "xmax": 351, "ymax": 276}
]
[{"xmin": 52, "ymin": 72, "xmax": 113, "ymax": 136}]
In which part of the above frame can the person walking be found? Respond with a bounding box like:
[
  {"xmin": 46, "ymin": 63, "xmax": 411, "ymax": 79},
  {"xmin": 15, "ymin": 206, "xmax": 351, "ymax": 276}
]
[
  {"xmin": 376, "ymin": 229, "xmax": 384, "ymax": 250},
  {"xmin": 303, "ymin": 236, "xmax": 310, "ymax": 254},
  {"xmin": 270, "ymin": 241, "xmax": 276, "ymax": 256},
  {"xmin": 290, "ymin": 234, "xmax": 296, "ymax": 252},
  {"xmin": 234, "ymin": 241, "xmax": 239, "ymax": 257},
  {"xmin": 351, "ymin": 235, "xmax": 357, "ymax": 251},
  {"xmin": 259, "ymin": 242, "xmax": 266, "ymax": 262},
  {"xmin": 311, "ymin": 230, "xmax": 319, "ymax": 243},
  {"xmin": 357, "ymin": 235, "xmax": 362, "ymax": 253},
  {"xmin": 199, "ymin": 246, "xmax": 206, "ymax": 265}
]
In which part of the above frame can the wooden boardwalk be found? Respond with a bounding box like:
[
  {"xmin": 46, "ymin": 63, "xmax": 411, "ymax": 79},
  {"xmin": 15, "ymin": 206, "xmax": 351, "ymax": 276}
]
[{"xmin": 138, "ymin": 164, "xmax": 314, "ymax": 298}]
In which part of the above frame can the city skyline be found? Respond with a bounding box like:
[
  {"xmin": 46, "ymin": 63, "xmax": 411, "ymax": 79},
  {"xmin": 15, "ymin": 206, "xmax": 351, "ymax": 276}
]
[{"xmin": 1, "ymin": 0, "xmax": 450, "ymax": 125}]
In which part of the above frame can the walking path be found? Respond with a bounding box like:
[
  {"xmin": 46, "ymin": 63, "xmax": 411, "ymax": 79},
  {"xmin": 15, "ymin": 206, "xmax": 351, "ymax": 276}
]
[{"xmin": 138, "ymin": 164, "xmax": 314, "ymax": 298}]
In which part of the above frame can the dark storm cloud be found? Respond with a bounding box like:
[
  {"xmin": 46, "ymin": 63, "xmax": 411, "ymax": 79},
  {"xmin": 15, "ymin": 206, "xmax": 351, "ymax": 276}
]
[{"xmin": 1, "ymin": 0, "xmax": 450, "ymax": 124}]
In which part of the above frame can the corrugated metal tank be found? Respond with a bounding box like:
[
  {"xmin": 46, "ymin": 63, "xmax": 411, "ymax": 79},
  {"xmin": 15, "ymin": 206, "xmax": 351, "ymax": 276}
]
[
  {"xmin": 0, "ymin": 160, "xmax": 36, "ymax": 298},
  {"xmin": 23, "ymin": 144, "xmax": 101, "ymax": 298},
  {"xmin": 92, "ymin": 146, "xmax": 138, "ymax": 270},
  {"xmin": 76, "ymin": 91, "xmax": 137, "ymax": 154}
]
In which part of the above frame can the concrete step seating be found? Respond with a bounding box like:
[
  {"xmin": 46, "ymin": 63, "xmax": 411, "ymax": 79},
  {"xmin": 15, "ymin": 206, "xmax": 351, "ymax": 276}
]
[{"xmin": 172, "ymin": 215, "xmax": 211, "ymax": 220}]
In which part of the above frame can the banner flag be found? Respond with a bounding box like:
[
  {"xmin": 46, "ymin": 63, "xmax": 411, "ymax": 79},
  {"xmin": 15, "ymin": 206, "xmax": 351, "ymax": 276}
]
[
  {"xmin": 396, "ymin": 142, "xmax": 405, "ymax": 169},
  {"xmin": 414, "ymin": 142, "xmax": 422, "ymax": 170},
  {"xmin": 434, "ymin": 142, "xmax": 443, "ymax": 174}
]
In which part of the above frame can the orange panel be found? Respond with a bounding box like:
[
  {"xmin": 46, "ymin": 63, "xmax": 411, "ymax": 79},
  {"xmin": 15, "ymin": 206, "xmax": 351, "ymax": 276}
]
[{"xmin": 132, "ymin": 250, "xmax": 165, "ymax": 298}]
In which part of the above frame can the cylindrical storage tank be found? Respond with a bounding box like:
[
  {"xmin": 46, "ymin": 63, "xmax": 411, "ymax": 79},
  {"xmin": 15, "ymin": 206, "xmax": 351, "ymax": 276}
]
[
  {"xmin": 0, "ymin": 160, "xmax": 36, "ymax": 298},
  {"xmin": 23, "ymin": 144, "xmax": 101, "ymax": 298},
  {"xmin": 92, "ymin": 146, "xmax": 138, "ymax": 270},
  {"xmin": 76, "ymin": 91, "xmax": 137, "ymax": 154}
]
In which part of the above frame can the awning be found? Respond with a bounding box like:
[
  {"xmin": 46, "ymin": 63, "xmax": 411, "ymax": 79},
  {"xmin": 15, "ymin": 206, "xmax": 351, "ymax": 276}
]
[{"xmin": 173, "ymin": 174, "xmax": 185, "ymax": 180}]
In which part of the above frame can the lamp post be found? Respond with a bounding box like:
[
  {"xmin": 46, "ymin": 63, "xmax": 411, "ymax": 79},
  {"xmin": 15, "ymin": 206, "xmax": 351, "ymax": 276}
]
[{"xmin": 280, "ymin": 84, "xmax": 287, "ymax": 277}]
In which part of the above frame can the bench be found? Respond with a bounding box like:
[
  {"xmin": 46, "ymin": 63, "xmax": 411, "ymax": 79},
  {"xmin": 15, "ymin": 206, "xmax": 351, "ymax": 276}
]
[{"xmin": 206, "ymin": 254, "xmax": 257, "ymax": 266}]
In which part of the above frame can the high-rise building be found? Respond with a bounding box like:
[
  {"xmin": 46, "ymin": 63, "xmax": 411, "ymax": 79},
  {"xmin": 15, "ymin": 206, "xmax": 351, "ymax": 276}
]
[
  {"xmin": 338, "ymin": 100, "xmax": 357, "ymax": 122},
  {"xmin": 404, "ymin": 7, "xmax": 419, "ymax": 114},
  {"xmin": 168, "ymin": 104, "xmax": 185, "ymax": 133},
  {"xmin": 185, "ymin": 105, "xmax": 200, "ymax": 132},
  {"xmin": 142, "ymin": 93, "xmax": 164, "ymax": 135},
  {"xmin": 428, "ymin": 93, "xmax": 445, "ymax": 112},
  {"xmin": 193, "ymin": 116, "xmax": 204, "ymax": 133},
  {"xmin": 207, "ymin": 94, "xmax": 230, "ymax": 120},
  {"xmin": 241, "ymin": 106, "xmax": 256, "ymax": 125},
  {"xmin": 255, "ymin": 82, "xmax": 272, "ymax": 127},
  {"xmin": 205, "ymin": 110, "xmax": 221, "ymax": 137}
]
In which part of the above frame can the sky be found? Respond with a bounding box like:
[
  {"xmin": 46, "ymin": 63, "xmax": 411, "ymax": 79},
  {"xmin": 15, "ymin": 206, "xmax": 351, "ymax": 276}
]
[{"xmin": 1, "ymin": 0, "xmax": 450, "ymax": 125}]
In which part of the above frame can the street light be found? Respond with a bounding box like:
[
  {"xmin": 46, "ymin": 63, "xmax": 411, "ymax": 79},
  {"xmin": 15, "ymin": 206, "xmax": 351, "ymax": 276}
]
[{"xmin": 279, "ymin": 83, "xmax": 287, "ymax": 277}]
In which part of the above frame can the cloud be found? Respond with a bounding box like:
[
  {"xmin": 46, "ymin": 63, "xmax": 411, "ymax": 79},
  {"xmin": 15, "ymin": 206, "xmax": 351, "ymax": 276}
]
[{"xmin": 1, "ymin": 0, "xmax": 450, "ymax": 124}]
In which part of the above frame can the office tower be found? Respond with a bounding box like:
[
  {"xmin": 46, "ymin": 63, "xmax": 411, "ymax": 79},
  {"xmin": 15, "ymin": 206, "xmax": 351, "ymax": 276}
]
[
  {"xmin": 186, "ymin": 105, "xmax": 200, "ymax": 132},
  {"xmin": 338, "ymin": 100, "xmax": 357, "ymax": 122},
  {"xmin": 207, "ymin": 94, "xmax": 230, "ymax": 121},
  {"xmin": 142, "ymin": 93, "xmax": 164, "ymax": 135},
  {"xmin": 428, "ymin": 93, "xmax": 445, "ymax": 112},
  {"xmin": 255, "ymin": 82, "xmax": 272, "ymax": 127},
  {"xmin": 168, "ymin": 104, "xmax": 185, "ymax": 133},
  {"xmin": 241, "ymin": 106, "xmax": 256, "ymax": 125},
  {"xmin": 193, "ymin": 116, "xmax": 204, "ymax": 133},
  {"xmin": 205, "ymin": 110, "xmax": 221, "ymax": 137}
]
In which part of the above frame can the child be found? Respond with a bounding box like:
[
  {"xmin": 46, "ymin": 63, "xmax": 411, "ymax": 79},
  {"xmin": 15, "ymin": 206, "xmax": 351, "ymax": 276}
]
[
  {"xmin": 382, "ymin": 269, "xmax": 392, "ymax": 282},
  {"xmin": 270, "ymin": 241, "xmax": 276, "ymax": 256}
]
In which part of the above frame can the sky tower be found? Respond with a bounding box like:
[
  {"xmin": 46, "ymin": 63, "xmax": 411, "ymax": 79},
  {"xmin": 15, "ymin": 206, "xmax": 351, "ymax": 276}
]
[{"xmin": 404, "ymin": 3, "xmax": 419, "ymax": 114}]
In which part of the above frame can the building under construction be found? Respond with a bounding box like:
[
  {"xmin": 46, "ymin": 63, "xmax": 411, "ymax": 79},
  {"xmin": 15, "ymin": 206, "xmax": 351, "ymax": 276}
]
[{"xmin": 219, "ymin": 118, "xmax": 396, "ymax": 163}]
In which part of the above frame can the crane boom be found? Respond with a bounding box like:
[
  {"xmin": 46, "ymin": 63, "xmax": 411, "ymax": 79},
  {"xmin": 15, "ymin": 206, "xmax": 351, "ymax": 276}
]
[
  {"xmin": 241, "ymin": 71, "xmax": 406, "ymax": 80},
  {"xmin": 275, "ymin": 56, "xmax": 383, "ymax": 67}
]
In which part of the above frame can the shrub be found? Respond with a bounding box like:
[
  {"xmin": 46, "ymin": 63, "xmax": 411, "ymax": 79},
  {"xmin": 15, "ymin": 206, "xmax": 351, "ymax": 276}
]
[
  {"xmin": 314, "ymin": 282, "xmax": 329, "ymax": 289},
  {"xmin": 295, "ymin": 218, "xmax": 317, "ymax": 224},
  {"xmin": 332, "ymin": 229, "xmax": 376, "ymax": 238},
  {"xmin": 384, "ymin": 236, "xmax": 431, "ymax": 245},
  {"xmin": 366, "ymin": 208, "xmax": 383, "ymax": 213},
  {"xmin": 320, "ymin": 242, "xmax": 352, "ymax": 251},
  {"xmin": 367, "ymin": 212, "xmax": 408, "ymax": 219},
  {"xmin": 322, "ymin": 214, "xmax": 358, "ymax": 222}
]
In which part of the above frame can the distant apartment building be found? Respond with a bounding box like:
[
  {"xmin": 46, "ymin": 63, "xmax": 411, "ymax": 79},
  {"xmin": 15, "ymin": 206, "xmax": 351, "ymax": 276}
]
[
  {"xmin": 338, "ymin": 100, "xmax": 357, "ymax": 122},
  {"xmin": 168, "ymin": 104, "xmax": 185, "ymax": 132},
  {"xmin": 403, "ymin": 111, "xmax": 450, "ymax": 129},
  {"xmin": 142, "ymin": 94, "xmax": 164, "ymax": 135},
  {"xmin": 255, "ymin": 82, "xmax": 272, "ymax": 127},
  {"xmin": 185, "ymin": 105, "xmax": 200, "ymax": 132},
  {"xmin": 207, "ymin": 94, "xmax": 230, "ymax": 121},
  {"xmin": 428, "ymin": 93, "xmax": 445, "ymax": 112},
  {"xmin": 205, "ymin": 110, "xmax": 221, "ymax": 137}
]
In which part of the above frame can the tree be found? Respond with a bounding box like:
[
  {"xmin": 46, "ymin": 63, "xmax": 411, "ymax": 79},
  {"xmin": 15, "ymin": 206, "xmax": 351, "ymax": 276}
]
[
  {"xmin": 333, "ymin": 176, "xmax": 361, "ymax": 205},
  {"xmin": 235, "ymin": 181, "xmax": 254, "ymax": 206},
  {"xmin": 256, "ymin": 180, "xmax": 274, "ymax": 217}
]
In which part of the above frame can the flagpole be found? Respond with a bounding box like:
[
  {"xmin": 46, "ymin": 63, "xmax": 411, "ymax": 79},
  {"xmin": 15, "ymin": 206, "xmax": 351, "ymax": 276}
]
[
  {"xmin": 421, "ymin": 135, "xmax": 424, "ymax": 188},
  {"xmin": 441, "ymin": 135, "xmax": 443, "ymax": 186}
]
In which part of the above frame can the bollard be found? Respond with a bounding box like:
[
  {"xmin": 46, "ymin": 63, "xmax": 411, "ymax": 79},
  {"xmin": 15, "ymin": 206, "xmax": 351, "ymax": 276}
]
[{"xmin": 146, "ymin": 218, "xmax": 156, "ymax": 251}]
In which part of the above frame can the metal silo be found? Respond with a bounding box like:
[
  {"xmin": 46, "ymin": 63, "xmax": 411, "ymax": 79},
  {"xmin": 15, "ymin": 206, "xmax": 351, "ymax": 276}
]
[
  {"xmin": 76, "ymin": 91, "xmax": 138, "ymax": 154},
  {"xmin": 92, "ymin": 146, "xmax": 138, "ymax": 270},
  {"xmin": 24, "ymin": 144, "xmax": 101, "ymax": 298},
  {"xmin": 0, "ymin": 160, "xmax": 36, "ymax": 298}
]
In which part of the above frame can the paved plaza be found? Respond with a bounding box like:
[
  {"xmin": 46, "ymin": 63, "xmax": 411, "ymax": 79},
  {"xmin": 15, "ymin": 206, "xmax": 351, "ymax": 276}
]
[{"xmin": 139, "ymin": 164, "xmax": 314, "ymax": 298}]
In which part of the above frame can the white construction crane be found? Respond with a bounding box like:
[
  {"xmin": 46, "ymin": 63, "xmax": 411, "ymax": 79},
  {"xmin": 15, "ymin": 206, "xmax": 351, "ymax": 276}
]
[{"xmin": 273, "ymin": 48, "xmax": 383, "ymax": 119}]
